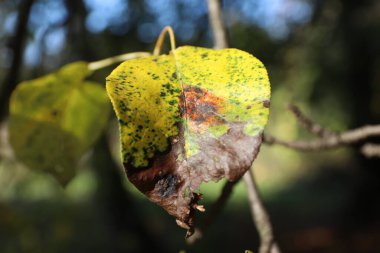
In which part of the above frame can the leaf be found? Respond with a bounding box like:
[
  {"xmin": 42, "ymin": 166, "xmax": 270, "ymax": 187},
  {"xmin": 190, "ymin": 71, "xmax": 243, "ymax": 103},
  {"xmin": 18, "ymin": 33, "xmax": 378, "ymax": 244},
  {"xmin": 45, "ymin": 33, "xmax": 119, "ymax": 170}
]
[
  {"xmin": 106, "ymin": 46, "xmax": 270, "ymax": 233},
  {"xmin": 9, "ymin": 61, "xmax": 111, "ymax": 185}
]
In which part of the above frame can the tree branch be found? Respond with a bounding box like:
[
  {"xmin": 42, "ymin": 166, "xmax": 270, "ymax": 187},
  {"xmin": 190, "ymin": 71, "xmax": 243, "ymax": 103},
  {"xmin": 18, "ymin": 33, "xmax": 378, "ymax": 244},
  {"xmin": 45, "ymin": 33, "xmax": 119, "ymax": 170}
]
[
  {"xmin": 361, "ymin": 143, "xmax": 380, "ymax": 158},
  {"xmin": 243, "ymin": 171, "xmax": 281, "ymax": 253},
  {"xmin": 187, "ymin": 180, "xmax": 237, "ymax": 244},
  {"xmin": 264, "ymin": 126, "xmax": 380, "ymax": 150},
  {"xmin": 207, "ymin": 0, "xmax": 228, "ymax": 49},
  {"xmin": 287, "ymin": 104, "xmax": 334, "ymax": 137},
  {"xmin": 202, "ymin": 181, "xmax": 237, "ymax": 229},
  {"xmin": 264, "ymin": 105, "xmax": 380, "ymax": 158},
  {"xmin": 206, "ymin": 1, "xmax": 281, "ymax": 252}
]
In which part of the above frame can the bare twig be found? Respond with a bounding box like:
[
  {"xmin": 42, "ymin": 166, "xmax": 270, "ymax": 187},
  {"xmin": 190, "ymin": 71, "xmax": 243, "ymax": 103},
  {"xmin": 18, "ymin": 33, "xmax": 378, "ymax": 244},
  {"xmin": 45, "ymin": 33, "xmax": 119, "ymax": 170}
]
[
  {"xmin": 207, "ymin": 0, "xmax": 228, "ymax": 49},
  {"xmin": 206, "ymin": 1, "xmax": 281, "ymax": 252},
  {"xmin": 264, "ymin": 125, "xmax": 380, "ymax": 150},
  {"xmin": 288, "ymin": 104, "xmax": 334, "ymax": 137},
  {"xmin": 264, "ymin": 105, "xmax": 380, "ymax": 158},
  {"xmin": 202, "ymin": 181, "xmax": 237, "ymax": 228},
  {"xmin": 361, "ymin": 143, "xmax": 380, "ymax": 158},
  {"xmin": 243, "ymin": 171, "xmax": 281, "ymax": 253},
  {"xmin": 187, "ymin": 180, "xmax": 238, "ymax": 244}
]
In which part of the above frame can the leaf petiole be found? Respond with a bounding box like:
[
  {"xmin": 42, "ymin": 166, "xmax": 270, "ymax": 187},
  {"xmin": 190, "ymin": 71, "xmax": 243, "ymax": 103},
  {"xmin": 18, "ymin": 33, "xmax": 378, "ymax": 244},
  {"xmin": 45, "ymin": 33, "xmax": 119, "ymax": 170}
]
[
  {"xmin": 88, "ymin": 52, "xmax": 151, "ymax": 71},
  {"xmin": 153, "ymin": 26, "xmax": 177, "ymax": 56}
]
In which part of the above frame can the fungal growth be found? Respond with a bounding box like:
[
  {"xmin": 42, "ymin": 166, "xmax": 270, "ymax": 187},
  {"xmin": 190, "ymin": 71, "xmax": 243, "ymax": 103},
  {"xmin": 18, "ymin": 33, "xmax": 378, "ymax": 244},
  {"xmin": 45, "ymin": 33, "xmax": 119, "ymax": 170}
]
[{"xmin": 106, "ymin": 45, "xmax": 271, "ymax": 236}]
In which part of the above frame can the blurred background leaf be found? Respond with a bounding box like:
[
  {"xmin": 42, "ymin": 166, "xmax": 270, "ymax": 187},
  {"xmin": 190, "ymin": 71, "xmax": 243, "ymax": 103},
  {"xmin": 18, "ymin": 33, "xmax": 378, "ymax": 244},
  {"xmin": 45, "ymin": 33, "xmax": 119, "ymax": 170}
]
[{"xmin": 9, "ymin": 61, "xmax": 110, "ymax": 185}]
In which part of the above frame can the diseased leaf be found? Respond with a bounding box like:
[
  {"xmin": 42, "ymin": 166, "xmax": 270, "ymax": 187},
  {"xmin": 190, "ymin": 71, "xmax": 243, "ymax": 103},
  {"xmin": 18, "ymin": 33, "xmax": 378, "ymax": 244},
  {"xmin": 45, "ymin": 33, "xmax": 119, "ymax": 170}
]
[
  {"xmin": 9, "ymin": 62, "xmax": 111, "ymax": 185},
  {"xmin": 106, "ymin": 46, "xmax": 270, "ymax": 234}
]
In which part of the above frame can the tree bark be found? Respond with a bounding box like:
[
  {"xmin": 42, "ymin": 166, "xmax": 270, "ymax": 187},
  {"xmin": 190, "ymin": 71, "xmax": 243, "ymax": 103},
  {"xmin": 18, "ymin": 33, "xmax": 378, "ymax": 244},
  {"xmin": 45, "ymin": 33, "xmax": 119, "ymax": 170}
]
[{"xmin": 0, "ymin": 0, "xmax": 35, "ymax": 121}]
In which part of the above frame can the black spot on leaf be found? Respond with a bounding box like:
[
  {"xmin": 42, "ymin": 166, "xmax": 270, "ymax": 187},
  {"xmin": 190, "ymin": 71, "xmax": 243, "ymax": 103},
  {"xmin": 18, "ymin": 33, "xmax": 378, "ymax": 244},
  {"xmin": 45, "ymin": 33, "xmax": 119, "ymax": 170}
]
[
  {"xmin": 201, "ymin": 53, "xmax": 208, "ymax": 59},
  {"xmin": 156, "ymin": 174, "xmax": 178, "ymax": 198},
  {"xmin": 263, "ymin": 99, "xmax": 270, "ymax": 108}
]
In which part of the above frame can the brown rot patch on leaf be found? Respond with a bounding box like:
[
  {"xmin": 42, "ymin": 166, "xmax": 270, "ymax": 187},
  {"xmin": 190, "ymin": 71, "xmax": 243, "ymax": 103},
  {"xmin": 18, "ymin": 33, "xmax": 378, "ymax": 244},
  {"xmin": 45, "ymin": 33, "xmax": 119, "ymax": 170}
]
[
  {"xmin": 124, "ymin": 123, "xmax": 263, "ymax": 234},
  {"xmin": 106, "ymin": 46, "xmax": 271, "ymax": 236},
  {"xmin": 125, "ymin": 135, "xmax": 197, "ymax": 231},
  {"xmin": 181, "ymin": 84, "xmax": 225, "ymax": 133},
  {"xmin": 182, "ymin": 123, "xmax": 263, "ymax": 189},
  {"xmin": 125, "ymin": 146, "xmax": 178, "ymax": 193}
]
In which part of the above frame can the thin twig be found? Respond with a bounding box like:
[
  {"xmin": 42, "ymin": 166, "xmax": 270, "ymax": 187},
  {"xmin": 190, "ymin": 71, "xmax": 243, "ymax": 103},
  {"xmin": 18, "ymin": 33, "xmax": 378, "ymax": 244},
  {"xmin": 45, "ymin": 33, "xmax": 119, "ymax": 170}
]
[
  {"xmin": 243, "ymin": 171, "xmax": 281, "ymax": 253},
  {"xmin": 288, "ymin": 104, "xmax": 334, "ymax": 137},
  {"xmin": 264, "ymin": 105, "xmax": 380, "ymax": 158},
  {"xmin": 187, "ymin": 180, "xmax": 238, "ymax": 244},
  {"xmin": 207, "ymin": 0, "xmax": 228, "ymax": 49},
  {"xmin": 361, "ymin": 143, "xmax": 380, "ymax": 158},
  {"xmin": 207, "ymin": 1, "xmax": 281, "ymax": 252},
  {"xmin": 202, "ymin": 181, "xmax": 237, "ymax": 228},
  {"xmin": 264, "ymin": 125, "xmax": 380, "ymax": 150}
]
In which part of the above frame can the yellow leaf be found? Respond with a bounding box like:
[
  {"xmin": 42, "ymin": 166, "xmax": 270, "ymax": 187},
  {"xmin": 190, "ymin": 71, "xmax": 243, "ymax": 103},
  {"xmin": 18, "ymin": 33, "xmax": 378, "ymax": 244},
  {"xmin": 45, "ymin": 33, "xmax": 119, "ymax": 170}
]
[
  {"xmin": 107, "ymin": 55, "xmax": 181, "ymax": 167},
  {"xmin": 106, "ymin": 45, "xmax": 270, "ymax": 232},
  {"xmin": 9, "ymin": 62, "xmax": 111, "ymax": 185}
]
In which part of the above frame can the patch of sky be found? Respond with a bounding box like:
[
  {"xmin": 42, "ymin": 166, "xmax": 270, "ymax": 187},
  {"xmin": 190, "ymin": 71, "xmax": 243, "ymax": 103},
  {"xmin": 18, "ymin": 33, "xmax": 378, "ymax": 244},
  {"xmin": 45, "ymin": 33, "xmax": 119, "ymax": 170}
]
[
  {"xmin": 44, "ymin": 27, "xmax": 66, "ymax": 55},
  {"xmin": 24, "ymin": 40, "xmax": 40, "ymax": 66},
  {"xmin": 139, "ymin": 0, "xmax": 208, "ymax": 42},
  {"xmin": 17, "ymin": 0, "xmax": 313, "ymax": 65},
  {"xmin": 23, "ymin": 0, "xmax": 68, "ymax": 65},
  {"xmin": 224, "ymin": 0, "xmax": 313, "ymax": 39},
  {"xmin": 3, "ymin": 12, "xmax": 18, "ymax": 35},
  {"xmin": 28, "ymin": 0, "xmax": 68, "ymax": 31},
  {"xmin": 84, "ymin": 0, "xmax": 131, "ymax": 34}
]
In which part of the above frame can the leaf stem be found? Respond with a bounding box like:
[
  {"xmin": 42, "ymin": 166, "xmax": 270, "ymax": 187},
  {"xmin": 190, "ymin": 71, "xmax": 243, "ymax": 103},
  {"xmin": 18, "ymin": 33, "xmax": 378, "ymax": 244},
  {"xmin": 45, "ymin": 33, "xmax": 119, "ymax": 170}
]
[
  {"xmin": 153, "ymin": 26, "xmax": 177, "ymax": 56},
  {"xmin": 88, "ymin": 52, "xmax": 151, "ymax": 71}
]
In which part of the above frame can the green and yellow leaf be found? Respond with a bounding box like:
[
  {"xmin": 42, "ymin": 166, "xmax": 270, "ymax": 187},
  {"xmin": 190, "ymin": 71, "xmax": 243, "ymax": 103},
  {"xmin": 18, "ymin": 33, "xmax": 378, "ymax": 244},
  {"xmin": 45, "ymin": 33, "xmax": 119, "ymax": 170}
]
[
  {"xmin": 106, "ymin": 46, "xmax": 270, "ymax": 233},
  {"xmin": 9, "ymin": 62, "xmax": 111, "ymax": 185}
]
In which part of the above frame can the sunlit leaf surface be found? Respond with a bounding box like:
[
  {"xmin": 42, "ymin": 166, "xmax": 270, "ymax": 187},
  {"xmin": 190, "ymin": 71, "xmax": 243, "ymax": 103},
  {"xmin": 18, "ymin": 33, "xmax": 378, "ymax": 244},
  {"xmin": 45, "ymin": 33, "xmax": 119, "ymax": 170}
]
[{"xmin": 106, "ymin": 46, "xmax": 270, "ymax": 232}]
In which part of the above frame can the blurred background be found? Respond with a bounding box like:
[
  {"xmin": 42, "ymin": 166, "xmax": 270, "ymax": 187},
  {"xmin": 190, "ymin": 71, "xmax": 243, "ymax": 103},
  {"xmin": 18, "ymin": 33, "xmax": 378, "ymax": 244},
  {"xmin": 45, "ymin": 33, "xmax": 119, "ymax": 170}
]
[{"xmin": 0, "ymin": 0, "xmax": 380, "ymax": 252}]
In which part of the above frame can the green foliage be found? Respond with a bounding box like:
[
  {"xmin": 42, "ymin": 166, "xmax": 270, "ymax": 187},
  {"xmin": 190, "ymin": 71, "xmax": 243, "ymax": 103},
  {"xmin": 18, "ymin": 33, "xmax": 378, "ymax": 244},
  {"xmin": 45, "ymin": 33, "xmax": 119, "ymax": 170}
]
[{"xmin": 9, "ymin": 62, "xmax": 111, "ymax": 185}]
